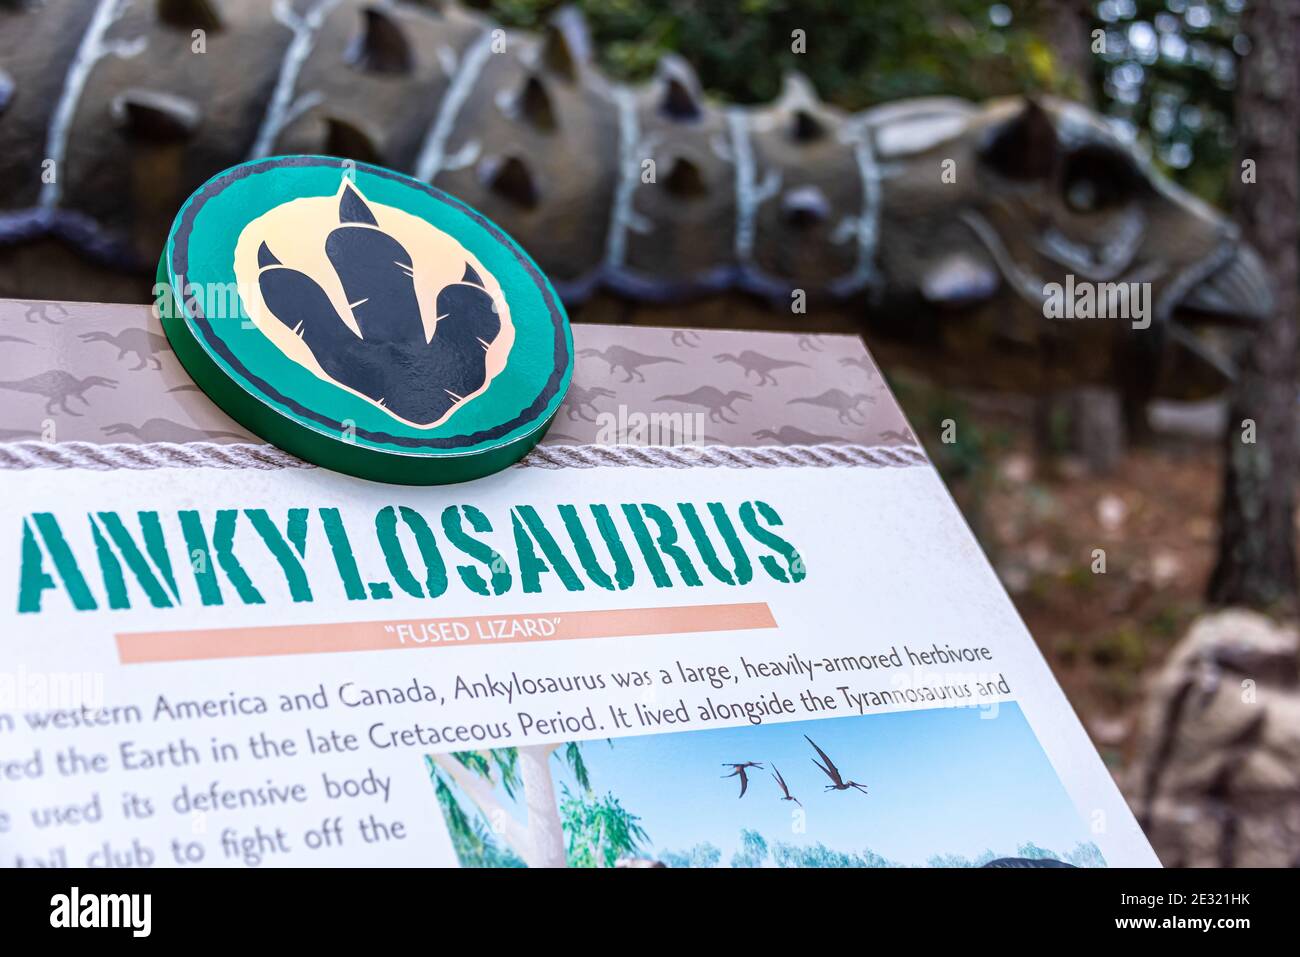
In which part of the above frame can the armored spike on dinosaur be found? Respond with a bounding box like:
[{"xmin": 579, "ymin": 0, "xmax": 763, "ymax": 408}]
[
  {"xmin": 110, "ymin": 89, "xmax": 202, "ymax": 141},
  {"xmin": 538, "ymin": 7, "xmax": 588, "ymax": 83},
  {"xmin": 480, "ymin": 153, "xmax": 540, "ymax": 209},
  {"xmin": 346, "ymin": 5, "xmax": 415, "ymax": 75},
  {"xmin": 506, "ymin": 73, "xmax": 557, "ymax": 132},
  {"xmin": 322, "ymin": 115, "xmax": 382, "ymax": 164},
  {"xmin": 157, "ymin": 0, "xmax": 224, "ymax": 32},
  {"xmin": 0, "ymin": 0, "xmax": 1274, "ymax": 404},
  {"xmin": 662, "ymin": 154, "xmax": 707, "ymax": 198}
]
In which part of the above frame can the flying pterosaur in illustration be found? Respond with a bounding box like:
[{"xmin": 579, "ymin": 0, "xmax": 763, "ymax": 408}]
[
  {"xmin": 771, "ymin": 764, "xmax": 802, "ymax": 808},
  {"xmin": 805, "ymin": 736, "xmax": 868, "ymax": 795},
  {"xmin": 722, "ymin": 761, "xmax": 765, "ymax": 798}
]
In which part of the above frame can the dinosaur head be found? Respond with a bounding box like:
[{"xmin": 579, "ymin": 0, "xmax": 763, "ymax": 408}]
[{"xmin": 863, "ymin": 96, "xmax": 1271, "ymax": 396}]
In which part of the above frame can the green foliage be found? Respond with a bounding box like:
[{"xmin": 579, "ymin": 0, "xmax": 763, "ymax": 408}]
[
  {"xmin": 772, "ymin": 841, "xmax": 898, "ymax": 868},
  {"xmin": 473, "ymin": 0, "xmax": 1063, "ymax": 109},
  {"xmin": 558, "ymin": 784, "xmax": 650, "ymax": 866},
  {"xmin": 660, "ymin": 842, "xmax": 723, "ymax": 868},
  {"xmin": 1016, "ymin": 840, "xmax": 1059, "ymax": 859},
  {"xmin": 1091, "ymin": 624, "xmax": 1148, "ymax": 670},
  {"xmin": 1065, "ymin": 840, "xmax": 1108, "ymax": 867},
  {"xmin": 1090, "ymin": 0, "xmax": 1242, "ymax": 204},
  {"xmin": 558, "ymin": 739, "xmax": 593, "ymax": 792},
  {"xmin": 473, "ymin": 1, "xmax": 1241, "ymax": 204},
  {"xmin": 889, "ymin": 375, "xmax": 1011, "ymax": 547},
  {"xmin": 928, "ymin": 851, "xmax": 988, "ymax": 867},
  {"xmin": 455, "ymin": 747, "xmax": 522, "ymax": 798},
  {"xmin": 426, "ymin": 755, "xmax": 527, "ymax": 867},
  {"xmin": 927, "ymin": 840, "xmax": 1107, "ymax": 866},
  {"xmin": 660, "ymin": 830, "xmax": 1108, "ymax": 867},
  {"xmin": 730, "ymin": 828, "xmax": 770, "ymax": 868},
  {"xmin": 889, "ymin": 377, "xmax": 1011, "ymax": 484}
]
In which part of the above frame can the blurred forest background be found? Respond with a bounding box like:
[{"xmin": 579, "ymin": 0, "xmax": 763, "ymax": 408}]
[
  {"xmin": 471, "ymin": 0, "xmax": 1287, "ymax": 844},
  {"xmin": 468, "ymin": 0, "xmax": 1250, "ymax": 674},
  {"xmin": 473, "ymin": 0, "xmax": 1244, "ymax": 203}
]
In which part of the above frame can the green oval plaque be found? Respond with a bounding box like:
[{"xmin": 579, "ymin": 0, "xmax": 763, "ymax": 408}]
[{"xmin": 157, "ymin": 156, "xmax": 573, "ymax": 485}]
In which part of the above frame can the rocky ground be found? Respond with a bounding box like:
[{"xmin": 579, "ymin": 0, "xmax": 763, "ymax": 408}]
[
  {"xmin": 972, "ymin": 425, "xmax": 1221, "ymax": 763},
  {"xmin": 899, "ymin": 378, "xmax": 1300, "ymax": 865}
]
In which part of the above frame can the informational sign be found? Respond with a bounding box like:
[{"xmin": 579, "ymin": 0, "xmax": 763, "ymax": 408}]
[{"xmin": 0, "ymin": 304, "xmax": 1157, "ymax": 868}]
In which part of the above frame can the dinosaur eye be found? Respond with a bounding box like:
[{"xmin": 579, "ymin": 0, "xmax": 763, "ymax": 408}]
[{"xmin": 1062, "ymin": 145, "xmax": 1138, "ymax": 214}]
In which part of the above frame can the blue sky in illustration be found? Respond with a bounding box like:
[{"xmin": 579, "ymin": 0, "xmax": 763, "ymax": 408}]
[
  {"xmin": 552, "ymin": 703, "xmax": 1094, "ymax": 866},
  {"xmin": 432, "ymin": 703, "xmax": 1097, "ymax": 866}
]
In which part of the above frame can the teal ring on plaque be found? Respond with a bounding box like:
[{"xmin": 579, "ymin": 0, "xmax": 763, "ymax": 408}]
[{"xmin": 157, "ymin": 155, "xmax": 573, "ymax": 485}]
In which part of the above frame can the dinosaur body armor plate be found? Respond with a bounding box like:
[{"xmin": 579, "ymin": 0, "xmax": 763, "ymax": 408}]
[{"xmin": 0, "ymin": 0, "xmax": 1274, "ymax": 401}]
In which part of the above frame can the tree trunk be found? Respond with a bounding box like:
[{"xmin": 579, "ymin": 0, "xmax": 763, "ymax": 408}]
[
  {"xmin": 516, "ymin": 743, "xmax": 568, "ymax": 867},
  {"xmin": 1033, "ymin": 1, "xmax": 1134, "ymax": 473},
  {"xmin": 1038, "ymin": 0, "xmax": 1094, "ymax": 104},
  {"xmin": 432, "ymin": 754, "xmax": 532, "ymax": 861},
  {"xmin": 1208, "ymin": 0, "xmax": 1300, "ymax": 611}
]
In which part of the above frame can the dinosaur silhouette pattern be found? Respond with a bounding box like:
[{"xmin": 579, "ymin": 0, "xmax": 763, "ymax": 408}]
[
  {"xmin": 753, "ymin": 426, "xmax": 847, "ymax": 445},
  {"xmin": 578, "ymin": 346, "xmax": 682, "ymax": 383},
  {"xmin": 0, "ymin": 300, "xmax": 920, "ymax": 454},
  {"xmin": 79, "ymin": 328, "xmax": 171, "ymax": 371},
  {"xmin": 656, "ymin": 387, "xmax": 752, "ymax": 424},
  {"xmin": 0, "ymin": 370, "xmax": 116, "ymax": 415},
  {"xmin": 838, "ymin": 355, "xmax": 878, "ymax": 378},
  {"xmin": 19, "ymin": 302, "xmax": 66, "ymax": 325},
  {"xmin": 715, "ymin": 350, "xmax": 807, "ymax": 386},
  {"xmin": 102, "ymin": 419, "xmax": 250, "ymax": 444},
  {"xmin": 565, "ymin": 383, "xmax": 616, "ymax": 422},
  {"xmin": 790, "ymin": 388, "xmax": 877, "ymax": 425},
  {"xmin": 253, "ymin": 184, "xmax": 504, "ymax": 427}
]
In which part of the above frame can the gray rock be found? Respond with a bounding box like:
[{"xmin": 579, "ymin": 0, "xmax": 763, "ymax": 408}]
[{"xmin": 1126, "ymin": 609, "xmax": 1300, "ymax": 867}]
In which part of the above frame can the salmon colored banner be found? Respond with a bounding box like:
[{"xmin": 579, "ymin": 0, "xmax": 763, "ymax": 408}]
[{"xmin": 116, "ymin": 602, "xmax": 777, "ymax": 664}]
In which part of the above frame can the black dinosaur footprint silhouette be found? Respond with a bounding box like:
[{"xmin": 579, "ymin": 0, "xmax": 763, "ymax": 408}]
[{"xmin": 256, "ymin": 184, "xmax": 502, "ymax": 426}]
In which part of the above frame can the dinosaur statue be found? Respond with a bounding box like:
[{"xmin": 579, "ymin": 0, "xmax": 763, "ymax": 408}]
[{"xmin": 0, "ymin": 0, "xmax": 1273, "ymax": 405}]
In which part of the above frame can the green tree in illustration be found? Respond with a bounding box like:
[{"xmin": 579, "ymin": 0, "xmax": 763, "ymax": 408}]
[
  {"xmin": 660, "ymin": 843, "xmax": 723, "ymax": 869},
  {"xmin": 772, "ymin": 841, "xmax": 898, "ymax": 868},
  {"xmin": 429, "ymin": 741, "xmax": 642, "ymax": 867},
  {"xmin": 1065, "ymin": 841, "xmax": 1107, "ymax": 868},
  {"xmin": 1016, "ymin": 840, "xmax": 1058, "ymax": 860},
  {"xmin": 730, "ymin": 828, "xmax": 770, "ymax": 868},
  {"xmin": 925, "ymin": 848, "xmax": 1003, "ymax": 866},
  {"xmin": 558, "ymin": 785, "xmax": 650, "ymax": 867},
  {"xmin": 427, "ymin": 752, "xmax": 527, "ymax": 867}
]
